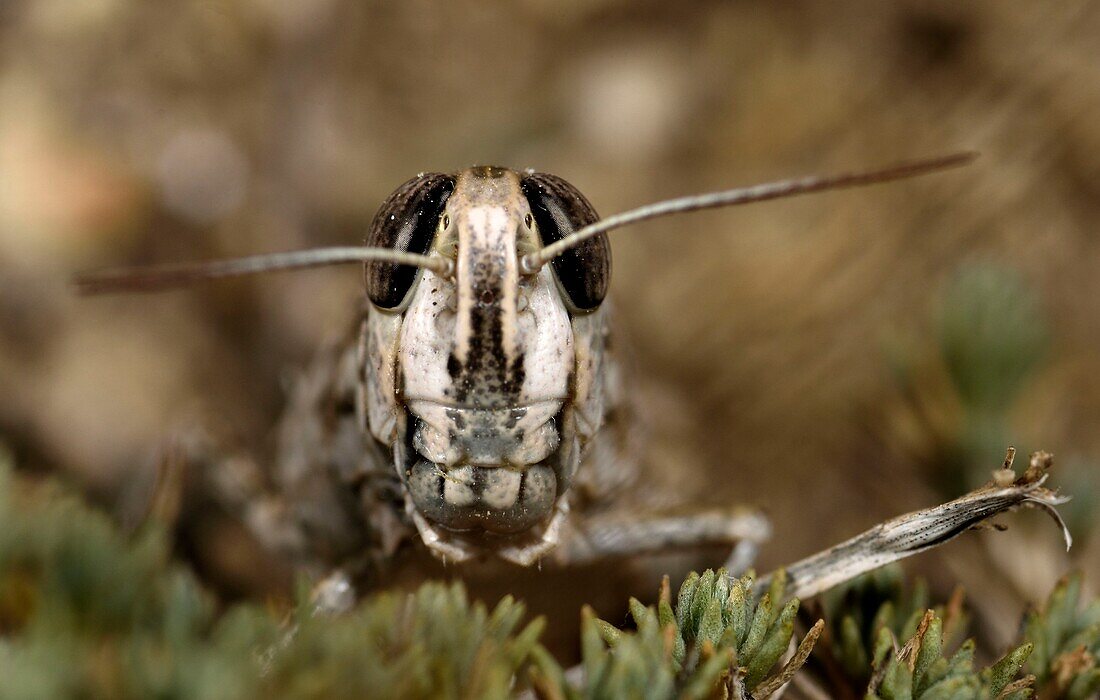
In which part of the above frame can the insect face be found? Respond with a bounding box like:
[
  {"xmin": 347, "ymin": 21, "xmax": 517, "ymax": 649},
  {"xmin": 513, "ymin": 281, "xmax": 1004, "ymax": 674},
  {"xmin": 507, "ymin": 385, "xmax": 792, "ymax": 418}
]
[{"xmin": 361, "ymin": 166, "xmax": 611, "ymax": 559}]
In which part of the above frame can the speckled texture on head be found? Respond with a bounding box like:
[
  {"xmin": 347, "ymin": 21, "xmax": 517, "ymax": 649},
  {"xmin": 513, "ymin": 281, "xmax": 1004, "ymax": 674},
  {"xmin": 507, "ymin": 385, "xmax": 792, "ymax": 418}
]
[{"xmin": 359, "ymin": 166, "xmax": 611, "ymax": 556}]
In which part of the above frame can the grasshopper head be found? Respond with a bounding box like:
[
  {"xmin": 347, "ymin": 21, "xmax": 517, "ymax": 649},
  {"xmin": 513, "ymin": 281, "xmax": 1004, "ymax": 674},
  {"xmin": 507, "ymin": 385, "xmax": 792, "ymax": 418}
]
[{"xmin": 363, "ymin": 166, "xmax": 611, "ymax": 553}]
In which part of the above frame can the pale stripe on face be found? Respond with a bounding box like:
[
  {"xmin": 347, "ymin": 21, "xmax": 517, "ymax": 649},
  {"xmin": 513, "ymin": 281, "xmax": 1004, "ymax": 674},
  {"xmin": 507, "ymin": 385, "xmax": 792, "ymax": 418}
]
[{"xmin": 448, "ymin": 168, "xmax": 526, "ymax": 408}]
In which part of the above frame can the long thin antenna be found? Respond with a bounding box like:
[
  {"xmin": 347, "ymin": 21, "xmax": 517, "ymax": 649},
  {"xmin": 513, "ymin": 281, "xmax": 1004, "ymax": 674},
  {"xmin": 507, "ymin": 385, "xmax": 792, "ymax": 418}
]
[
  {"xmin": 75, "ymin": 246, "xmax": 453, "ymax": 295},
  {"xmin": 520, "ymin": 151, "xmax": 977, "ymax": 273}
]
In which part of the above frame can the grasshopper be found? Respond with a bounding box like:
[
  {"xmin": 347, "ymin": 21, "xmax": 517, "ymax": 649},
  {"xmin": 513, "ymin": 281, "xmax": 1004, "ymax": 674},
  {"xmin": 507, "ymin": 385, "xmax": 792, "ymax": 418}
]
[{"xmin": 78, "ymin": 153, "xmax": 974, "ymax": 586}]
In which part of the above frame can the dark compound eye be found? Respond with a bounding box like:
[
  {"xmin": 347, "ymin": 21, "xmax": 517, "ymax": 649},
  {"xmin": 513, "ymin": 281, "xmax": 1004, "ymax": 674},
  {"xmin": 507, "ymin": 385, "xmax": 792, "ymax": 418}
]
[
  {"xmin": 520, "ymin": 173, "xmax": 610, "ymax": 312},
  {"xmin": 365, "ymin": 173, "xmax": 455, "ymax": 309}
]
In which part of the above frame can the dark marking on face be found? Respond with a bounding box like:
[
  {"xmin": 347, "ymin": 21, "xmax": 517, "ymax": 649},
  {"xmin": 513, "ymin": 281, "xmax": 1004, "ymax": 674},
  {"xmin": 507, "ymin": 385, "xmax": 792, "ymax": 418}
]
[
  {"xmin": 449, "ymin": 315, "xmax": 526, "ymax": 406},
  {"xmin": 445, "ymin": 407, "xmax": 467, "ymax": 431},
  {"xmin": 470, "ymin": 165, "xmax": 509, "ymax": 179},
  {"xmin": 521, "ymin": 172, "xmax": 609, "ymax": 312},
  {"xmin": 507, "ymin": 355, "xmax": 526, "ymax": 398},
  {"xmin": 453, "ymin": 288, "xmax": 526, "ymax": 405},
  {"xmin": 518, "ymin": 469, "xmax": 528, "ymax": 503},
  {"xmin": 504, "ymin": 407, "xmax": 527, "ymax": 430},
  {"xmin": 446, "ymin": 168, "xmax": 530, "ymax": 408}
]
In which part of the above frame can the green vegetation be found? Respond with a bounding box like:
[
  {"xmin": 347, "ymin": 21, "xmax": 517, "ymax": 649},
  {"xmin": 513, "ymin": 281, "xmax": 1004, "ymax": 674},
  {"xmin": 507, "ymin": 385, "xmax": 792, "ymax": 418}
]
[
  {"xmin": 886, "ymin": 263, "xmax": 1051, "ymax": 495},
  {"xmin": 864, "ymin": 611, "xmax": 1032, "ymax": 700},
  {"xmin": 813, "ymin": 565, "xmax": 1100, "ymax": 700},
  {"xmin": 817, "ymin": 565, "xmax": 968, "ymax": 690},
  {"xmin": 1023, "ymin": 572, "xmax": 1100, "ymax": 699},
  {"xmin": 530, "ymin": 569, "xmax": 821, "ymax": 699},
  {"xmin": 0, "ymin": 455, "xmax": 1095, "ymax": 699}
]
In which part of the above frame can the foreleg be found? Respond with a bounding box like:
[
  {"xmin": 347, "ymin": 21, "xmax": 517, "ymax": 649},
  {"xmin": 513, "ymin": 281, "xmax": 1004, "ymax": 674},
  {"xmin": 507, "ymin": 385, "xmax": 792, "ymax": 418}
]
[{"xmin": 553, "ymin": 507, "xmax": 771, "ymax": 573}]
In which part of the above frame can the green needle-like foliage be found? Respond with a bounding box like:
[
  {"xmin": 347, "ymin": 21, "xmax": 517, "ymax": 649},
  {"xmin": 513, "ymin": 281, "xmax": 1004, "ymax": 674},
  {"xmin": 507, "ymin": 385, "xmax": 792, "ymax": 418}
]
[
  {"xmin": 866, "ymin": 609, "xmax": 1033, "ymax": 700},
  {"xmin": 0, "ymin": 455, "xmax": 545, "ymax": 700},
  {"xmin": 267, "ymin": 582, "xmax": 545, "ymax": 699},
  {"xmin": 534, "ymin": 569, "xmax": 824, "ymax": 699},
  {"xmin": 817, "ymin": 565, "xmax": 968, "ymax": 690},
  {"xmin": 2, "ymin": 453, "xmax": 1097, "ymax": 699},
  {"xmin": 883, "ymin": 263, "xmax": 1050, "ymax": 495},
  {"xmin": 936, "ymin": 264, "xmax": 1047, "ymax": 491},
  {"xmin": 0, "ymin": 454, "xmax": 276, "ymax": 700},
  {"xmin": 673, "ymin": 568, "xmax": 815, "ymax": 692},
  {"xmin": 1022, "ymin": 572, "xmax": 1100, "ymax": 699}
]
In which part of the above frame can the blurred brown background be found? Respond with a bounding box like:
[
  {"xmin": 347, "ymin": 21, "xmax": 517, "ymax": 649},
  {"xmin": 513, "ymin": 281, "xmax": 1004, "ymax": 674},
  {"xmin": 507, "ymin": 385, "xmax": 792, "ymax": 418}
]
[{"xmin": 1, "ymin": 0, "xmax": 1096, "ymax": 648}]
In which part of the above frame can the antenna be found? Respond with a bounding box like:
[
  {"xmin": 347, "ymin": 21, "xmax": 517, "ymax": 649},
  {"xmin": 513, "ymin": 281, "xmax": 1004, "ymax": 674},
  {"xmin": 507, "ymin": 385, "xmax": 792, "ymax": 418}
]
[
  {"xmin": 75, "ymin": 246, "xmax": 453, "ymax": 295},
  {"xmin": 520, "ymin": 151, "xmax": 977, "ymax": 273}
]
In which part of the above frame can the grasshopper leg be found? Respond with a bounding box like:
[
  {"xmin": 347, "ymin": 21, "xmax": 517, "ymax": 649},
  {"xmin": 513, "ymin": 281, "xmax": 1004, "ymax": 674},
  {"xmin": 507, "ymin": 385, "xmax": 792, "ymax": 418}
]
[{"xmin": 552, "ymin": 507, "xmax": 771, "ymax": 572}]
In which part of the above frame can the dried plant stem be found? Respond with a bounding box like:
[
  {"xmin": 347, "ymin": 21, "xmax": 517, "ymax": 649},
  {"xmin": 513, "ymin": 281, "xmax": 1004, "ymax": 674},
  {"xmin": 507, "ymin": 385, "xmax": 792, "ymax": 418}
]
[{"xmin": 758, "ymin": 450, "xmax": 1071, "ymax": 600}]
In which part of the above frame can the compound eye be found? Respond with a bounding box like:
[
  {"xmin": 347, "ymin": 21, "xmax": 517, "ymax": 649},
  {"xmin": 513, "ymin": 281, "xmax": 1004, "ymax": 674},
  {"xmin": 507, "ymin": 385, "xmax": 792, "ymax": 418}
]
[
  {"xmin": 365, "ymin": 173, "xmax": 455, "ymax": 310},
  {"xmin": 520, "ymin": 173, "xmax": 610, "ymax": 312}
]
